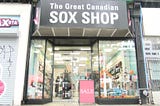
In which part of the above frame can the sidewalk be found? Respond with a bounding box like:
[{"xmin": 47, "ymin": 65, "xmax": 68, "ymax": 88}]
[
  {"xmin": 22, "ymin": 95, "xmax": 160, "ymax": 106},
  {"xmin": 22, "ymin": 102, "xmax": 160, "ymax": 106}
]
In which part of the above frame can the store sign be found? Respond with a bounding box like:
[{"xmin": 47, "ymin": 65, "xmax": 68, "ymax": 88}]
[
  {"xmin": 40, "ymin": 0, "xmax": 128, "ymax": 28},
  {"xmin": 0, "ymin": 18, "xmax": 19, "ymax": 27},
  {"xmin": 79, "ymin": 80, "xmax": 95, "ymax": 103},
  {"xmin": 0, "ymin": 16, "xmax": 19, "ymax": 34}
]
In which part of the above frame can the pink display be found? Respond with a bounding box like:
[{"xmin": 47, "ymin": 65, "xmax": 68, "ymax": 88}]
[
  {"xmin": 79, "ymin": 80, "xmax": 95, "ymax": 103},
  {"xmin": 0, "ymin": 80, "xmax": 5, "ymax": 96}
]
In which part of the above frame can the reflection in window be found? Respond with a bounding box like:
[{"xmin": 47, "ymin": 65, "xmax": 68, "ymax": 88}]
[
  {"xmin": 27, "ymin": 40, "xmax": 45, "ymax": 99},
  {"xmin": 99, "ymin": 40, "xmax": 138, "ymax": 98},
  {"xmin": 44, "ymin": 41, "xmax": 53, "ymax": 98}
]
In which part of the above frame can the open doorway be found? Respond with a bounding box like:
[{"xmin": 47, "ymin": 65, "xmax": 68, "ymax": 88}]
[{"xmin": 53, "ymin": 46, "xmax": 91, "ymax": 102}]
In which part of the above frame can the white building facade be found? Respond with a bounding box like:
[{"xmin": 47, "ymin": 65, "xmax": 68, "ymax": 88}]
[
  {"xmin": 0, "ymin": 4, "xmax": 31, "ymax": 106},
  {"xmin": 142, "ymin": 8, "xmax": 160, "ymax": 105}
]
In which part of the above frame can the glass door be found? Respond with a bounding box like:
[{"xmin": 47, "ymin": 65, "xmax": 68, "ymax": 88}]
[{"xmin": 53, "ymin": 47, "xmax": 91, "ymax": 101}]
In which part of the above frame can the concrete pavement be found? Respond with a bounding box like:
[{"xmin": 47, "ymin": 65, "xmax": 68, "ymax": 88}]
[
  {"xmin": 22, "ymin": 102, "xmax": 160, "ymax": 106},
  {"xmin": 22, "ymin": 94, "xmax": 160, "ymax": 106}
]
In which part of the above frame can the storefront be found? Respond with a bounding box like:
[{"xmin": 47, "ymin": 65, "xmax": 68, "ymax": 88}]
[
  {"xmin": 22, "ymin": 0, "xmax": 142, "ymax": 104},
  {"xmin": 0, "ymin": 16, "xmax": 19, "ymax": 105},
  {"xmin": 1, "ymin": 0, "xmax": 160, "ymax": 105},
  {"xmin": 0, "ymin": 3, "xmax": 31, "ymax": 106}
]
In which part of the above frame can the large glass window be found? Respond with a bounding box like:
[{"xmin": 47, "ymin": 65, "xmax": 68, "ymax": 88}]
[
  {"xmin": 27, "ymin": 40, "xmax": 45, "ymax": 99},
  {"xmin": 99, "ymin": 40, "xmax": 138, "ymax": 98}
]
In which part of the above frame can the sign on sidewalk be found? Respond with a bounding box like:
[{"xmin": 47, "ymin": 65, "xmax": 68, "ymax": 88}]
[{"xmin": 79, "ymin": 80, "xmax": 95, "ymax": 103}]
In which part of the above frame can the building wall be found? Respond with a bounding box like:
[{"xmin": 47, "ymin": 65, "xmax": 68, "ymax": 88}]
[
  {"xmin": 0, "ymin": 4, "xmax": 31, "ymax": 106},
  {"xmin": 142, "ymin": 8, "xmax": 160, "ymax": 36},
  {"xmin": 142, "ymin": 8, "xmax": 160, "ymax": 105}
]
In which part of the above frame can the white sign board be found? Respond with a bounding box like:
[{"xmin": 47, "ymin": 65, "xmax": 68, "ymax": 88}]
[{"xmin": 142, "ymin": 8, "xmax": 160, "ymax": 36}]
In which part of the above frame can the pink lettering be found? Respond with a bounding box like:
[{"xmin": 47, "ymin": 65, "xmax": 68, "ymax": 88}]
[{"xmin": 0, "ymin": 18, "xmax": 19, "ymax": 27}]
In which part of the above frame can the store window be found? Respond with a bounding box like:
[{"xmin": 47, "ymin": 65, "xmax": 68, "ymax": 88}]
[
  {"xmin": 99, "ymin": 40, "xmax": 138, "ymax": 98},
  {"xmin": 27, "ymin": 40, "xmax": 45, "ymax": 99}
]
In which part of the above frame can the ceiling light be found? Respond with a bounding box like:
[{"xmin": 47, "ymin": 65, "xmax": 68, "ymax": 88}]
[
  {"xmin": 34, "ymin": 44, "xmax": 43, "ymax": 48},
  {"xmin": 55, "ymin": 47, "xmax": 59, "ymax": 50},
  {"xmin": 70, "ymin": 52, "xmax": 80, "ymax": 55},
  {"xmin": 54, "ymin": 58, "xmax": 63, "ymax": 61},
  {"xmin": 54, "ymin": 53, "xmax": 61, "ymax": 57},
  {"xmin": 34, "ymin": 50, "xmax": 40, "ymax": 54},
  {"xmin": 104, "ymin": 48, "xmax": 112, "ymax": 52},
  {"xmin": 56, "ymin": 61, "xmax": 64, "ymax": 64},
  {"xmin": 80, "ymin": 47, "xmax": 91, "ymax": 50},
  {"xmin": 79, "ymin": 57, "xmax": 87, "ymax": 61},
  {"xmin": 79, "ymin": 64, "xmax": 86, "ymax": 67},
  {"xmin": 47, "ymin": 48, "xmax": 52, "ymax": 52},
  {"xmin": 50, "ymin": 53, "xmax": 54, "ymax": 55}
]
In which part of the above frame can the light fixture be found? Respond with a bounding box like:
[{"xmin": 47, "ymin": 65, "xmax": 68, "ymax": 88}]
[
  {"xmin": 56, "ymin": 61, "xmax": 64, "ymax": 64},
  {"xmin": 80, "ymin": 47, "xmax": 91, "ymax": 50},
  {"xmin": 70, "ymin": 52, "xmax": 80, "ymax": 55},
  {"xmin": 104, "ymin": 48, "xmax": 112, "ymax": 52},
  {"xmin": 34, "ymin": 44, "xmax": 42, "ymax": 48},
  {"xmin": 34, "ymin": 50, "xmax": 40, "ymax": 54},
  {"xmin": 79, "ymin": 57, "xmax": 87, "ymax": 61},
  {"xmin": 54, "ymin": 58, "xmax": 61, "ymax": 61},
  {"xmin": 55, "ymin": 47, "xmax": 60, "ymax": 50},
  {"xmin": 79, "ymin": 64, "xmax": 86, "ymax": 67},
  {"xmin": 54, "ymin": 53, "xmax": 61, "ymax": 57},
  {"xmin": 47, "ymin": 48, "xmax": 52, "ymax": 52},
  {"xmin": 50, "ymin": 53, "xmax": 54, "ymax": 55}
]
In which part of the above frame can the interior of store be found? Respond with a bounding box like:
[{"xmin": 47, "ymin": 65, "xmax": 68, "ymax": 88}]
[
  {"xmin": 53, "ymin": 47, "xmax": 92, "ymax": 101},
  {"xmin": 99, "ymin": 40, "xmax": 138, "ymax": 99}
]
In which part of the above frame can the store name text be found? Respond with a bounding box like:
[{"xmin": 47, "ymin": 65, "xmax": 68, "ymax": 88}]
[
  {"xmin": 0, "ymin": 18, "xmax": 19, "ymax": 27},
  {"xmin": 49, "ymin": 11, "xmax": 118, "ymax": 24},
  {"xmin": 49, "ymin": 3, "xmax": 119, "ymax": 25}
]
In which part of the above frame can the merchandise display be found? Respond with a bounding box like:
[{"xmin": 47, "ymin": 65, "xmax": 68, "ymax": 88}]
[{"xmin": 99, "ymin": 40, "xmax": 138, "ymax": 99}]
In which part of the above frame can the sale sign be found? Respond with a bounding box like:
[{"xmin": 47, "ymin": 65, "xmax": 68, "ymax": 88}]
[
  {"xmin": 0, "ymin": 80, "xmax": 5, "ymax": 97},
  {"xmin": 79, "ymin": 80, "xmax": 95, "ymax": 103}
]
